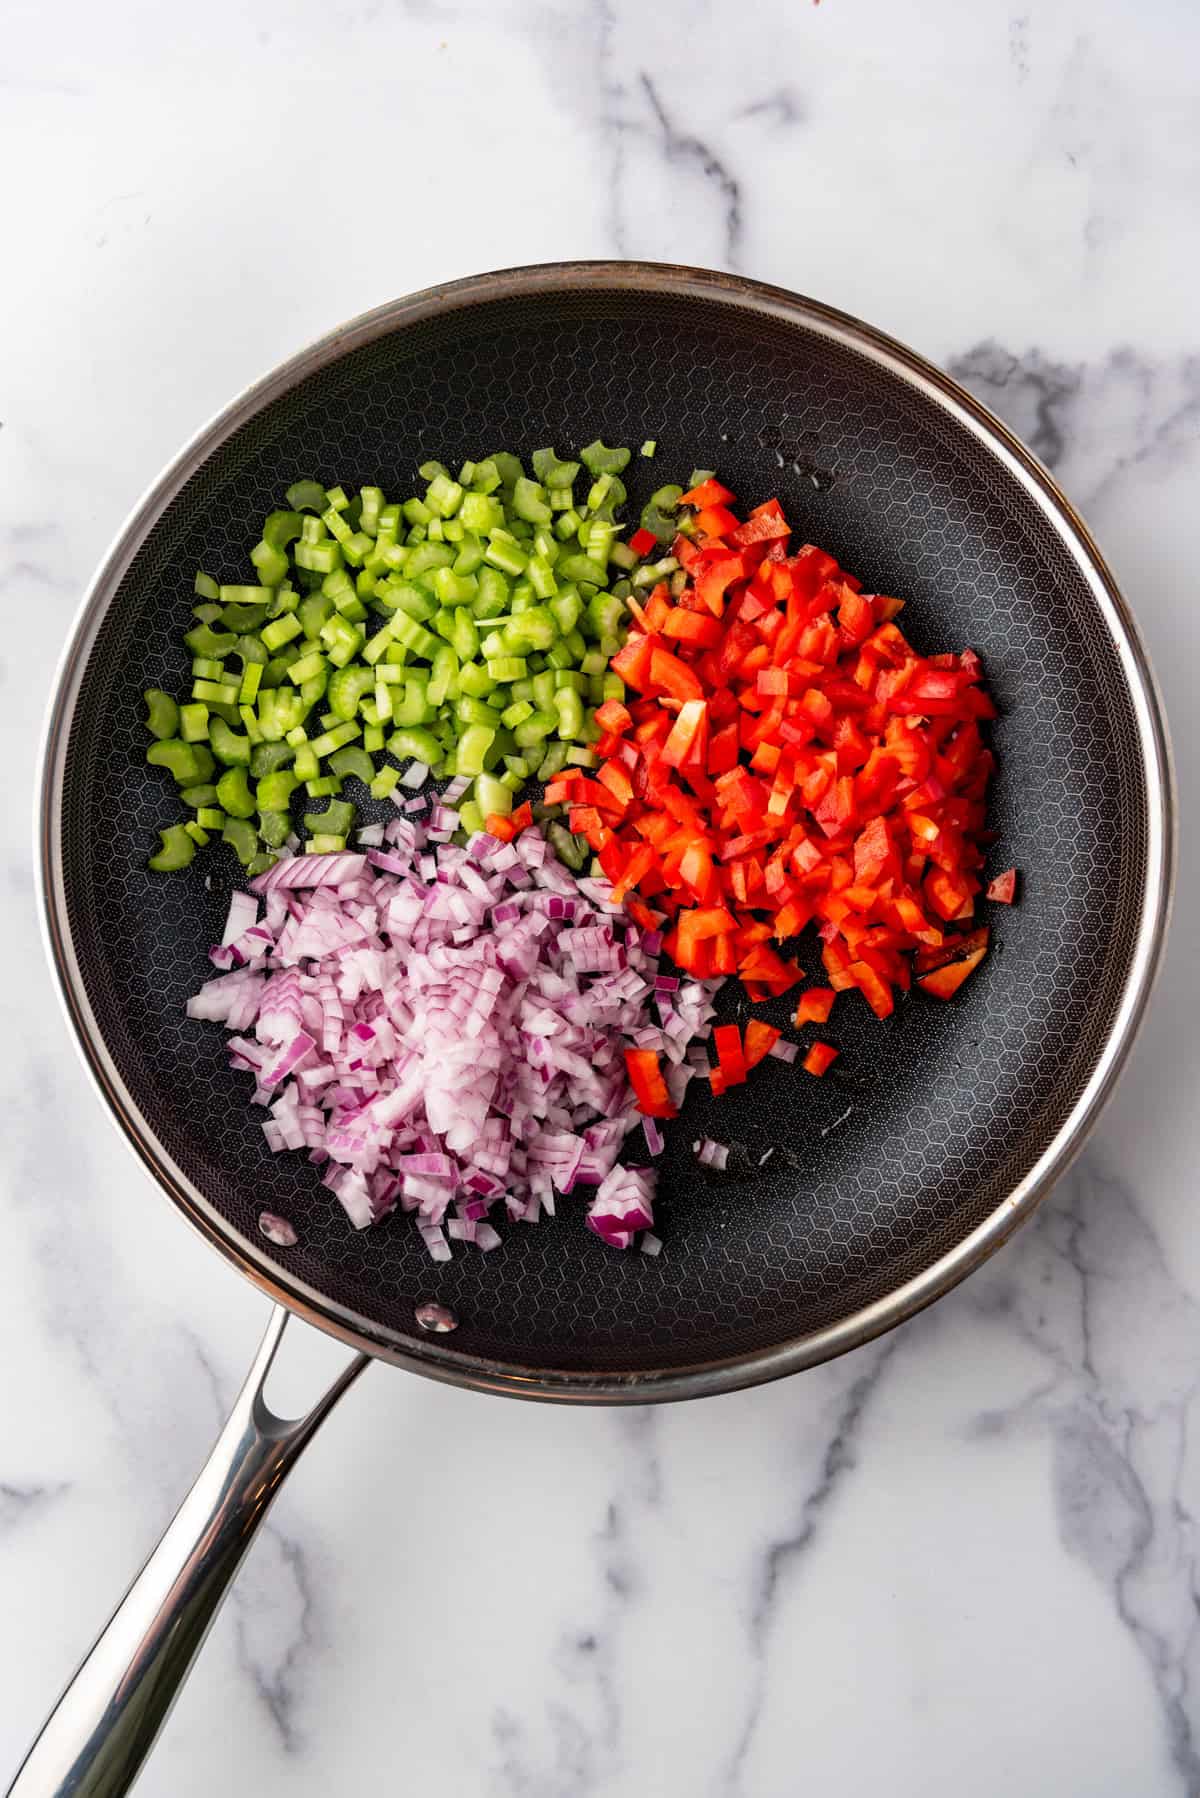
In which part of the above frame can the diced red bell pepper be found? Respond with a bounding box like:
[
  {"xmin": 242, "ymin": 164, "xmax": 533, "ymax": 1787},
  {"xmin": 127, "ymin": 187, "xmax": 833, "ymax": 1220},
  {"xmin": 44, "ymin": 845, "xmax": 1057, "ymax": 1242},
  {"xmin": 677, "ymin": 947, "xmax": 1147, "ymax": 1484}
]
[
  {"xmin": 743, "ymin": 1020, "xmax": 781, "ymax": 1067},
  {"xmin": 624, "ymin": 1047, "xmax": 678, "ymax": 1118},
  {"xmin": 629, "ymin": 526, "xmax": 659, "ymax": 558},
  {"xmin": 712, "ymin": 1024, "xmax": 748, "ymax": 1086},
  {"xmin": 484, "ymin": 813, "xmax": 516, "ymax": 842},
  {"xmin": 986, "ymin": 867, "xmax": 1018, "ymax": 904},
  {"xmin": 794, "ymin": 987, "xmax": 836, "ymax": 1026},
  {"xmin": 802, "ymin": 1041, "xmax": 839, "ymax": 1077},
  {"xmin": 594, "ymin": 699, "xmax": 632, "ymax": 735},
  {"xmin": 680, "ymin": 477, "xmax": 736, "ymax": 508}
]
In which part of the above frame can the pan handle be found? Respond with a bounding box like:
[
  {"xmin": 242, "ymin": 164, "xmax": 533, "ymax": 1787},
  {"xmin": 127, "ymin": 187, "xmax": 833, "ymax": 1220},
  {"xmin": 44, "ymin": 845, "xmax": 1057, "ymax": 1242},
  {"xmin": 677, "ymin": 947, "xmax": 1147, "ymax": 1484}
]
[{"xmin": 5, "ymin": 1304, "xmax": 369, "ymax": 1798}]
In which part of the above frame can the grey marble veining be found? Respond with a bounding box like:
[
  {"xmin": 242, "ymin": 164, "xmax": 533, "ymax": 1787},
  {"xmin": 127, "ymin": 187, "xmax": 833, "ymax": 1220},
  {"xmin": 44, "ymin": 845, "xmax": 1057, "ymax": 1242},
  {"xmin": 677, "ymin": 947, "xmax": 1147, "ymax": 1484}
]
[{"xmin": 2, "ymin": 0, "xmax": 1198, "ymax": 1793}]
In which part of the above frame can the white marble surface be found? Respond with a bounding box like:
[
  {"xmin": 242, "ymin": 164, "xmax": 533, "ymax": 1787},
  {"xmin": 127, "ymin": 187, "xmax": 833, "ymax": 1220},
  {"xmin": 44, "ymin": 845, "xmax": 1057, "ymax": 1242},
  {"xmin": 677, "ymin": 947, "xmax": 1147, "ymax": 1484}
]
[{"xmin": 2, "ymin": 1, "xmax": 1198, "ymax": 1791}]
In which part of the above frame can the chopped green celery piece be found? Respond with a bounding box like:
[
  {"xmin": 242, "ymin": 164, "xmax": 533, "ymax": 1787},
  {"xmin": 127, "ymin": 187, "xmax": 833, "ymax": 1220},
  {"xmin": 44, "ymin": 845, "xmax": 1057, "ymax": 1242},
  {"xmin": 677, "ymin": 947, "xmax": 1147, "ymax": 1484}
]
[
  {"xmin": 185, "ymin": 623, "xmax": 237, "ymax": 657},
  {"xmin": 256, "ymin": 769, "xmax": 298, "ymax": 810},
  {"xmin": 359, "ymin": 486, "xmax": 384, "ymax": 536},
  {"xmin": 484, "ymin": 532, "xmax": 528, "ymax": 577},
  {"xmin": 469, "ymin": 457, "xmax": 501, "ymax": 495},
  {"xmin": 300, "ymin": 515, "xmax": 327, "ymax": 543},
  {"xmin": 257, "ymin": 810, "xmax": 290, "ymax": 849},
  {"xmin": 180, "ymin": 783, "xmax": 219, "ymax": 808},
  {"xmin": 263, "ymin": 509, "xmax": 304, "ymax": 550},
  {"xmin": 251, "ymin": 740, "xmax": 295, "ymax": 779},
  {"xmin": 325, "ymin": 672, "xmax": 372, "ymax": 726},
  {"xmin": 602, "ymin": 672, "xmax": 625, "ymax": 701},
  {"xmin": 512, "ymin": 476, "xmax": 552, "ymax": 525},
  {"xmin": 453, "ymin": 535, "xmax": 486, "ymax": 577},
  {"xmin": 531, "ymin": 448, "xmax": 580, "ymax": 488},
  {"xmin": 608, "ymin": 540, "xmax": 636, "ymax": 571},
  {"xmin": 192, "ymin": 602, "xmax": 222, "ymax": 624},
  {"xmin": 580, "ymin": 440, "xmax": 631, "ymax": 476},
  {"xmin": 586, "ymin": 472, "xmax": 613, "ymax": 511},
  {"xmin": 554, "ymin": 508, "xmax": 582, "ymax": 541},
  {"xmin": 286, "ymin": 480, "xmax": 327, "ymax": 514},
  {"xmin": 304, "ymin": 798, "xmax": 355, "ymax": 838},
  {"xmin": 419, "ymin": 460, "xmax": 449, "ymax": 482},
  {"xmin": 425, "ymin": 472, "xmax": 463, "ymax": 518},
  {"xmin": 487, "ymin": 656, "xmax": 527, "ymax": 683},
  {"xmin": 458, "ymin": 661, "xmax": 496, "ymax": 699},
  {"xmin": 503, "ymin": 605, "xmax": 557, "ymax": 652},
  {"xmin": 486, "ymin": 451, "xmax": 524, "ymax": 496},
  {"xmin": 261, "ymin": 614, "xmax": 301, "ymax": 652},
  {"xmin": 498, "ymin": 769, "xmax": 522, "ymax": 793},
  {"xmin": 460, "ymin": 492, "xmax": 504, "ymax": 534},
  {"xmin": 431, "ymin": 565, "xmax": 477, "ymax": 606},
  {"xmin": 456, "ymin": 723, "xmax": 496, "ymax": 777},
  {"xmin": 566, "ymin": 745, "xmax": 598, "ymax": 768},
  {"xmin": 363, "ymin": 724, "xmax": 385, "ymax": 753},
  {"xmin": 306, "ymin": 833, "xmax": 347, "ymax": 854},
  {"xmin": 363, "ymin": 621, "xmax": 396, "ymax": 665},
  {"xmin": 287, "ymin": 650, "xmax": 326, "ymax": 685},
  {"xmin": 472, "ymin": 772, "xmax": 510, "ymax": 817},
  {"xmin": 528, "ymin": 555, "xmax": 558, "ymax": 599},
  {"xmin": 191, "ymin": 656, "xmax": 225, "ymax": 682},
  {"xmin": 393, "ymin": 677, "xmax": 433, "ymax": 727},
  {"xmin": 564, "ymin": 626, "xmax": 587, "ymax": 660},
  {"xmin": 207, "ymin": 717, "xmax": 251, "ymax": 767},
  {"xmin": 452, "ymin": 608, "xmax": 479, "ymax": 662},
  {"xmin": 194, "ymin": 571, "xmax": 220, "ymax": 601},
  {"xmin": 474, "ymin": 565, "xmax": 511, "ymax": 615},
  {"xmin": 537, "ymin": 741, "xmax": 570, "ymax": 782},
  {"xmin": 554, "ymin": 688, "xmax": 585, "ymax": 739},
  {"xmin": 319, "ymin": 616, "xmax": 366, "ymax": 667},
  {"xmin": 370, "ymin": 764, "xmax": 400, "ymax": 799},
  {"xmin": 147, "ymin": 739, "xmax": 212, "ymax": 785},
  {"xmin": 531, "ymin": 670, "xmax": 557, "ymax": 711},
  {"xmin": 640, "ymin": 439, "xmax": 657, "ymax": 457},
  {"xmin": 329, "ymin": 746, "xmax": 374, "ymax": 783},
  {"xmin": 549, "ymin": 822, "xmax": 587, "ymax": 870},
  {"xmin": 454, "ymin": 798, "xmax": 483, "ymax": 837},
  {"xmin": 147, "ymin": 824, "xmax": 196, "ymax": 871},
  {"xmin": 548, "ymin": 486, "xmax": 574, "ymax": 511},
  {"xmin": 196, "ymin": 806, "xmax": 226, "ymax": 829},
  {"xmin": 389, "ymin": 612, "xmax": 439, "ymax": 659},
  {"xmin": 324, "ymin": 486, "xmax": 350, "ymax": 513},
  {"xmin": 387, "ymin": 725, "xmax": 441, "ymax": 765},
  {"xmin": 237, "ymin": 633, "xmax": 269, "ymax": 667},
  {"xmin": 557, "ymin": 553, "xmax": 609, "ymax": 586},
  {"xmin": 585, "ymin": 520, "xmax": 614, "ymax": 565},
  {"xmin": 179, "ymin": 703, "xmax": 209, "ymax": 743},
  {"xmin": 374, "ymin": 680, "xmax": 394, "ymax": 724},
  {"xmin": 456, "ymin": 693, "xmax": 502, "ymax": 728},
  {"xmin": 144, "ymin": 690, "xmax": 179, "ymax": 740},
  {"xmin": 502, "ymin": 697, "xmax": 535, "ymax": 730},
  {"xmin": 305, "ymin": 776, "xmax": 342, "ymax": 799},
  {"xmin": 513, "ymin": 709, "xmax": 557, "ymax": 748},
  {"xmin": 544, "ymin": 641, "xmax": 574, "ymax": 672},
  {"xmin": 550, "ymin": 591, "xmax": 582, "ymax": 635},
  {"xmin": 554, "ymin": 670, "xmax": 587, "ymax": 693},
  {"xmin": 294, "ymin": 537, "xmax": 342, "ymax": 575},
  {"xmin": 688, "ymin": 468, "xmax": 715, "ymax": 489},
  {"xmin": 403, "ymin": 497, "xmax": 432, "ymax": 527},
  {"xmin": 309, "ymin": 721, "xmax": 361, "ymax": 757},
  {"xmin": 222, "ymin": 817, "xmax": 258, "ymax": 864},
  {"xmin": 640, "ymin": 483, "xmax": 683, "ymax": 544},
  {"xmin": 300, "ymin": 669, "xmax": 328, "ymax": 708},
  {"xmin": 580, "ymin": 650, "xmax": 607, "ymax": 677},
  {"xmin": 251, "ymin": 540, "xmax": 289, "ymax": 584},
  {"xmin": 214, "ymin": 764, "xmax": 255, "ymax": 818},
  {"xmin": 293, "ymin": 744, "xmax": 319, "ymax": 781},
  {"xmin": 586, "ymin": 592, "xmax": 625, "ymax": 640},
  {"xmin": 239, "ymin": 662, "xmax": 263, "ymax": 705},
  {"xmin": 184, "ymin": 822, "xmax": 211, "ymax": 847}
]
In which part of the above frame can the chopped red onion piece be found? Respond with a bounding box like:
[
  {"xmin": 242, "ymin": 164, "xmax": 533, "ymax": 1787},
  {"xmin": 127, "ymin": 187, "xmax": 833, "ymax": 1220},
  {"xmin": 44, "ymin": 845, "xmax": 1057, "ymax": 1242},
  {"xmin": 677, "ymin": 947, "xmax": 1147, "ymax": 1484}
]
[
  {"xmin": 768, "ymin": 1039, "xmax": 799, "ymax": 1064},
  {"xmin": 257, "ymin": 1211, "xmax": 298, "ymax": 1247}
]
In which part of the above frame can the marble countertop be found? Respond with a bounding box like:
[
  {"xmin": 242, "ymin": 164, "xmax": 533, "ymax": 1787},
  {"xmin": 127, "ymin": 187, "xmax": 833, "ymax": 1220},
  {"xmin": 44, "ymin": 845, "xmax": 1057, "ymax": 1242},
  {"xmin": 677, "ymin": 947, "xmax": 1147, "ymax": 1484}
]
[{"xmin": 3, "ymin": 1, "xmax": 1198, "ymax": 1792}]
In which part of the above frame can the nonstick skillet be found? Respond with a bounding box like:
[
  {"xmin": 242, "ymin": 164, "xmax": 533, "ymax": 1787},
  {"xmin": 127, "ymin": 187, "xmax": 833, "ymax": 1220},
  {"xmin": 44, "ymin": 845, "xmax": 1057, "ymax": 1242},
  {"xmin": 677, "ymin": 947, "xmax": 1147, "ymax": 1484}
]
[{"xmin": 15, "ymin": 263, "xmax": 1172, "ymax": 1796}]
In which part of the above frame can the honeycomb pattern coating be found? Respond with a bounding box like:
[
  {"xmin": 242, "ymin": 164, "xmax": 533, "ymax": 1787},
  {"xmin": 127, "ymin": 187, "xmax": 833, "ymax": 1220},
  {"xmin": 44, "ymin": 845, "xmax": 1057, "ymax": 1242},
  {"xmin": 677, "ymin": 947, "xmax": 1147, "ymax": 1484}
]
[{"xmin": 59, "ymin": 286, "xmax": 1151, "ymax": 1377}]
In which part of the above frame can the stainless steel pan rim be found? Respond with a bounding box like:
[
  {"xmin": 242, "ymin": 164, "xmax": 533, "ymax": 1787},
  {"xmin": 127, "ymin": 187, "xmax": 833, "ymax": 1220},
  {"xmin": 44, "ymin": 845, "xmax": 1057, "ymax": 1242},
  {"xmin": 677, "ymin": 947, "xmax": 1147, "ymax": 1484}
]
[{"xmin": 37, "ymin": 259, "xmax": 1175, "ymax": 1403}]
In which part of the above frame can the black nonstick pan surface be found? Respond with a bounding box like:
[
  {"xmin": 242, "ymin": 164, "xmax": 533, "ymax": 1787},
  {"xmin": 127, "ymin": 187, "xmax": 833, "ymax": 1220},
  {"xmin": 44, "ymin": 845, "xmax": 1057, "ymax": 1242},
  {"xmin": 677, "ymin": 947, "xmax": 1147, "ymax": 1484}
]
[{"xmin": 40, "ymin": 263, "xmax": 1172, "ymax": 1399}]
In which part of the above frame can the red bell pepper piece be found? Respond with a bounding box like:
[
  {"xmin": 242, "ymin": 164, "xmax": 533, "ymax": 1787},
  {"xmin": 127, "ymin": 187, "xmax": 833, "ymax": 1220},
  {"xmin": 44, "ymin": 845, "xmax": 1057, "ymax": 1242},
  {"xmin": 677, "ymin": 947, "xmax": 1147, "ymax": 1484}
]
[
  {"xmin": 743, "ymin": 1020, "xmax": 781, "ymax": 1067},
  {"xmin": 986, "ymin": 867, "xmax": 1018, "ymax": 903},
  {"xmin": 712, "ymin": 1024, "xmax": 748, "ymax": 1086},
  {"xmin": 680, "ymin": 477, "xmax": 736, "ymax": 508},
  {"xmin": 802, "ymin": 1041, "xmax": 839, "ymax": 1077},
  {"xmin": 629, "ymin": 526, "xmax": 659, "ymax": 557},
  {"xmin": 794, "ymin": 987, "xmax": 836, "ymax": 1026},
  {"xmin": 624, "ymin": 1048, "xmax": 678, "ymax": 1118}
]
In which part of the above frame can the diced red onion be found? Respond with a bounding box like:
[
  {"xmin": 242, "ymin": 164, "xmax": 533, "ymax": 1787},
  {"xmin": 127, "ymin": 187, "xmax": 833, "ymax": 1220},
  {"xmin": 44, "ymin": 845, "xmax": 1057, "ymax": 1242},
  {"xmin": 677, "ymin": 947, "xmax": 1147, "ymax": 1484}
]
[
  {"xmin": 258, "ymin": 1211, "xmax": 298, "ymax": 1247},
  {"xmin": 189, "ymin": 827, "xmax": 722, "ymax": 1253},
  {"xmin": 768, "ymin": 1039, "xmax": 799, "ymax": 1064},
  {"xmin": 398, "ymin": 761, "xmax": 430, "ymax": 790}
]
